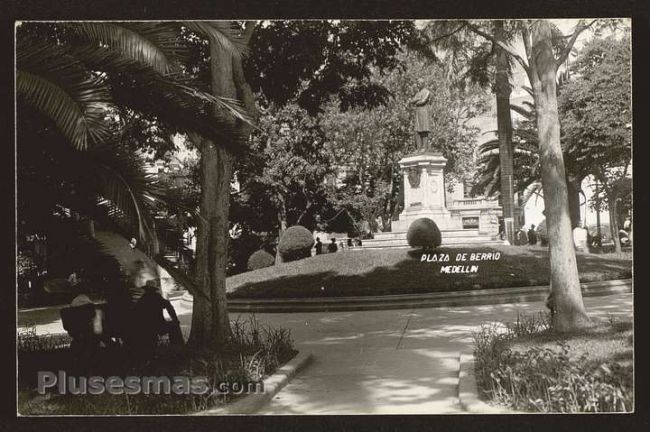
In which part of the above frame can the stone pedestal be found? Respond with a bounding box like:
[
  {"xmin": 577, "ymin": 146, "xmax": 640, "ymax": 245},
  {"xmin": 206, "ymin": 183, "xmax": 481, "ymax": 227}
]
[
  {"xmin": 390, "ymin": 152, "xmax": 502, "ymax": 238},
  {"xmin": 392, "ymin": 152, "xmax": 454, "ymax": 232}
]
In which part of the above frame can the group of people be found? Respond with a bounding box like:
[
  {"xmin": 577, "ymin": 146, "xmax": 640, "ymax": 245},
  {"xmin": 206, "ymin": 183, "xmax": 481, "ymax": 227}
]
[
  {"xmin": 63, "ymin": 274, "xmax": 184, "ymax": 362},
  {"xmin": 501, "ymin": 223, "xmax": 539, "ymax": 246},
  {"xmin": 314, "ymin": 237, "xmax": 363, "ymax": 255},
  {"xmin": 505, "ymin": 216, "xmax": 633, "ymax": 250}
]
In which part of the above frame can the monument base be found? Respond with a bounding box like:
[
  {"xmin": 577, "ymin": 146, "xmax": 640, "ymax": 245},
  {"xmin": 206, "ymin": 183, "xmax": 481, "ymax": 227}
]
[
  {"xmin": 392, "ymin": 207, "xmax": 453, "ymax": 232},
  {"xmin": 362, "ymin": 150, "xmax": 503, "ymax": 248}
]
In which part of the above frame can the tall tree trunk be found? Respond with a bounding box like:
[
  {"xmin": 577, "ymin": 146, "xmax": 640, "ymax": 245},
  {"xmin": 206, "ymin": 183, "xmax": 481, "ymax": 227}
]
[
  {"xmin": 607, "ymin": 190, "xmax": 622, "ymax": 253},
  {"xmin": 189, "ymin": 136, "xmax": 234, "ymax": 348},
  {"xmin": 528, "ymin": 21, "xmax": 591, "ymax": 331},
  {"xmin": 494, "ymin": 21, "xmax": 517, "ymax": 245},
  {"xmin": 566, "ymin": 174, "xmax": 582, "ymax": 228},
  {"xmin": 188, "ymin": 37, "xmax": 240, "ymax": 348},
  {"xmin": 594, "ymin": 179, "xmax": 602, "ymax": 238},
  {"xmin": 188, "ymin": 23, "xmax": 258, "ymax": 349},
  {"xmin": 296, "ymin": 201, "xmax": 313, "ymax": 227}
]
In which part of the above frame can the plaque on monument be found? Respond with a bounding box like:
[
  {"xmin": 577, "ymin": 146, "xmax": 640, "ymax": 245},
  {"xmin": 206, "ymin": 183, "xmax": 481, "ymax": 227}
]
[{"xmin": 462, "ymin": 217, "xmax": 480, "ymax": 229}]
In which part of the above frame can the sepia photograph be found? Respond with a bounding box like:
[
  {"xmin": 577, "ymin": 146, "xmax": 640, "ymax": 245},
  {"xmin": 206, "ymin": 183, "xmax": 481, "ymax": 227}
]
[{"xmin": 15, "ymin": 18, "xmax": 633, "ymax": 416}]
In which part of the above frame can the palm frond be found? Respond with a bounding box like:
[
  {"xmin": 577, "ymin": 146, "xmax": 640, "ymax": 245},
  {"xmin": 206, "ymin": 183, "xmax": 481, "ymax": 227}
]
[
  {"xmin": 513, "ymin": 128, "xmax": 538, "ymax": 143},
  {"xmin": 67, "ymin": 44, "xmax": 252, "ymax": 151},
  {"xmin": 477, "ymin": 138, "xmax": 500, "ymax": 154},
  {"xmin": 184, "ymin": 21, "xmax": 249, "ymax": 59},
  {"xmin": 17, "ymin": 38, "xmax": 112, "ymax": 150},
  {"xmin": 521, "ymin": 181, "xmax": 543, "ymax": 206},
  {"xmin": 88, "ymin": 144, "xmax": 162, "ymax": 245},
  {"xmin": 510, "ymin": 103, "xmax": 533, "ymax": 118},
  {"xmin": 63, "ymin": 22, "xmax": 181, "ymax": 75}
]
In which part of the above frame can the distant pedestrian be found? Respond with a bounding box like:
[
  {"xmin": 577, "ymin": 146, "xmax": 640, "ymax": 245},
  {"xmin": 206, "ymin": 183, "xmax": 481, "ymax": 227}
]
[
  {"xmin": 315, "ymin": 237, "xmax": 323, "ymax": 255},
  {"xmin": 327, "ymin": 238, "xmax": 338, "ymax": 253},
  {"xmin": 347, "ymin": 238, "xmax": 353, "ymax": 248},
  {"xmin": 514, "ymin": 228, "xmax": 527, "ymax": 245},
  {"xmin": 573, "ymin": 223, "xmax": 589, "ymax": 251},
  {"xmin": 527, "ymin": 224, "xmax": 538, "ymax": 245},
  {"xmin": 623, "ymin": 217, "xmax": 631, "ymax": 232}
]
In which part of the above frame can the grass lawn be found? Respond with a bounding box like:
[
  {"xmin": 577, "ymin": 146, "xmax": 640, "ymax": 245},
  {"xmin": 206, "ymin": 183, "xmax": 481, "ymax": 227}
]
[{"xmin": 227, "ymin": 245, "xmax": 632, "ymax": 299}]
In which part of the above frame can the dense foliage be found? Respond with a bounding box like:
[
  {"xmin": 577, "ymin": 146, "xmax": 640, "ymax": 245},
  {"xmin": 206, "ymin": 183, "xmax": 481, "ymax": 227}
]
[
  {"xmin": 246, "ymin": 21, "xmax": 432, "ymax": 115},
  {"xmin": 559, "ymin": 33, "xmax": 632, "ymax": 250},
  {"xmin": 321, "ymin": 53, "xmax": 488, "ymax": 232}
]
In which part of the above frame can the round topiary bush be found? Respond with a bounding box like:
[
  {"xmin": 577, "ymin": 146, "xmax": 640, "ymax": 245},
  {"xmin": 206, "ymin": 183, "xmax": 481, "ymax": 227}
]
[
  {"xmin": 278, "ymin": 225, "xmax": 315, "ymax": 262},
  {"xmin": 407, "ymin": 218, "xmax": 442, "ymax": 250},
  {"xmin": 247, "ymin": 249, "xmax": 275, "ymax": 271}
]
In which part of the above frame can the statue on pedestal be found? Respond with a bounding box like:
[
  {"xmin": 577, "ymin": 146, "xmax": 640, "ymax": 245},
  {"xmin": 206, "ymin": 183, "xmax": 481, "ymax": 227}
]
[{"xmin": 410, "ymin": 80, "xmax": 432, "ymax": 152}]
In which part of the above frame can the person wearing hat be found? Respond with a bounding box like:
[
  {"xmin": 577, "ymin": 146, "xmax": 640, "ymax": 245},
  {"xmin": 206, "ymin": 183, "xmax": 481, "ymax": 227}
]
[
  {"xmin": 133, "ymin": 280, "xmax": 183, "ymax": 351},
  {"xmin": 62, "ymin": 293, "xmax": 104, "ymax": 360},
  {"xmin": 70, "ymin": 293, "xmax": 92, "ymax": 307}
]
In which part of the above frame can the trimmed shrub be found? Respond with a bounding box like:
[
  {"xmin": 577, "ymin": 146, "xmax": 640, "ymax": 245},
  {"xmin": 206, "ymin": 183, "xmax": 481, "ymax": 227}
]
[
  {"xmin": 278, "ymin": 226, "xmax": 315, "ymax": 262},
  {"xmin": 247, "ymin": 250, "xmax": 275, "ymax": 271},
  {"xmin": 407, "ymin": 218, "xmax": 441, "ymax": 249}
]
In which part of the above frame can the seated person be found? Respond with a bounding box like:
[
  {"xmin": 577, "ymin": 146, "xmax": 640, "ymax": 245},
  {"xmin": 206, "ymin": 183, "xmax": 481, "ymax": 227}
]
[
  {"xmin": 101, "ymin": 286, "xmax": 134, "ymax": 346},
  {"xmin": 133, "ymin": 280, "xmax": 184, "ymax": 347},
  {"xmin": 61, "ymin": 294, "xmax": 101, "ymax": 354},
  {"xmin": 327, "ymin": 238, "xmax": 338, "ymax": 253},
  {"xmin": 619, "ymin": 229, "xmax": 631, "ymax": 246},
  {"xmin": 515, "ymin": 228, "xmax": 528, "ymax": 246},
  {"xmin": 591, "ymin": 233, "xmax": 603, "ymax": 248}
]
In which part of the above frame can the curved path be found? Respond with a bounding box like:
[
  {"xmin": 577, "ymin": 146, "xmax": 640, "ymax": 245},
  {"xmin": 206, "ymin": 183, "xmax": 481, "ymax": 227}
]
[
  {"xmin": 18, "ymin": 293, "xmax": 633, "ymax": 414},
  {"xmin": 236, "ymin": 293, "xmax": 633, "ymax": 414}
]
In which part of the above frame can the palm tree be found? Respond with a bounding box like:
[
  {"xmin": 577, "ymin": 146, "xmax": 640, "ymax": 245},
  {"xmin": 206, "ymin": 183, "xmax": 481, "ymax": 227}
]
[
  {"xmin": 472, "ymin": 119, "xmax": 540, "ymax": 200},
  {"xmin": 474, "ymin": 78, "xmax": 588, "ymax": 230},
  {"xmin": 16, "ymin": 21, "xmax": 250, "ymax": 244}
]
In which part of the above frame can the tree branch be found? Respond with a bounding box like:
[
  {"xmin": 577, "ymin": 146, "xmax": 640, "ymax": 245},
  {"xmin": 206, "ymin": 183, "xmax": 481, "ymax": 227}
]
[
  {"xmin": 428, "ymin": 22, "xmax": 468, "ymax": 44},
  {"xmin": 464, "ymin": 21, "xmax": 529, "ymax": 74},
  {"xmin": 556, "ymin": 19, "xmax": 598, "ymax": 68},
  {"xmin": 521, "ymin": 23, "xmax": 539, "ymax": 87}
]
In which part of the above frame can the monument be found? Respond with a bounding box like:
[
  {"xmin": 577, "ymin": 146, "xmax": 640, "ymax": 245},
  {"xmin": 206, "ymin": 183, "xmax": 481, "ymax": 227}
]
[
  {"xmin": 363, "ymin": 85, "xmax": 503, "ymax": 247},
  {"xmin": 410, "ymin": 80, "xmax": 432, "ymax": 153},
  {"xmin": 392, "ymin": 152, "xmax": 454, "ymax": 231}
]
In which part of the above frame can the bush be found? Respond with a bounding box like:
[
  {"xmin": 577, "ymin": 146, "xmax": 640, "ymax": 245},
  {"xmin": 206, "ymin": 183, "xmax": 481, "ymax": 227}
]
[
  {"xmin": 473, "ymin": 314, "xmax": 633, "ymax": 413},
  {"xmin": 278, "ymin": 226, "xmax": 314, "ymax": 262},
  {"xmin": 407, "ymin": 218, "xmax": 441, "ymax": 249},
  {"xmin": 247, "ymin": 250, "xmax": 275, "ymax": 271}
]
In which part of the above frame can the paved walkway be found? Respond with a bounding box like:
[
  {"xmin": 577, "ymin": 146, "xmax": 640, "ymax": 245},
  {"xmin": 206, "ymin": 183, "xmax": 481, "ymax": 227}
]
[{"xmin": 18, "ymin": 293, "xmax": 633, "ymax": 414}]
